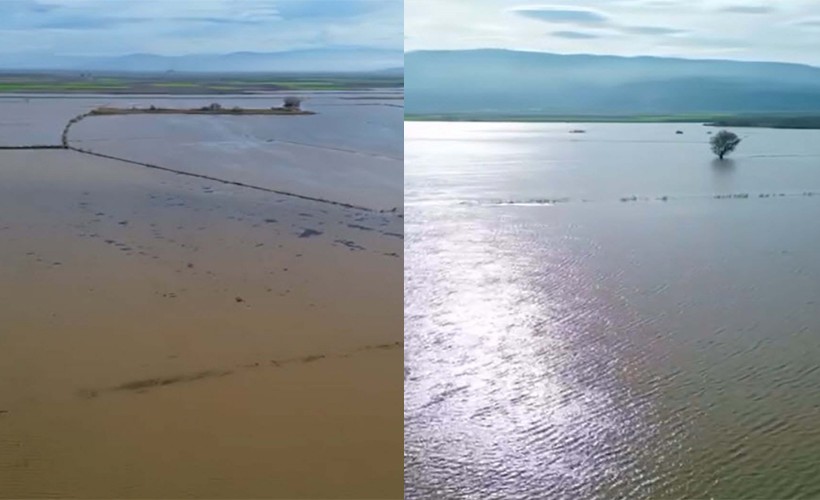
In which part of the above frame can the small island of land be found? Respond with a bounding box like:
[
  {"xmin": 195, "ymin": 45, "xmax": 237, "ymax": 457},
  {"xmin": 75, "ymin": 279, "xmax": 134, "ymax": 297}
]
[{"xmin": 89, "ymin": 103, "xmax": 316, "ymax": 116}]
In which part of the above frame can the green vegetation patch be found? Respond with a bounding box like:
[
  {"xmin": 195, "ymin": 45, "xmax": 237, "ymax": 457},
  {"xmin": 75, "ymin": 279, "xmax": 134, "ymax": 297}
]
[
  {"xmin": 0, "ymin": 72, "xmax": 403, "ymax": 95},
  {"xmin": 151, "ymin": 82, "xmax": 200, "ymax": 88}
]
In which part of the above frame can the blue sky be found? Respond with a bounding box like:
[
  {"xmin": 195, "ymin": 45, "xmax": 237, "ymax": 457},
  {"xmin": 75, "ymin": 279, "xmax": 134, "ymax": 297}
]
[
  {"xmin": 0, "ymin": 0, "xmax": 401, "ymax": 56},
  {"xmin": 406, "ymin": 0, "xmax": 820, "ymax": 65}
]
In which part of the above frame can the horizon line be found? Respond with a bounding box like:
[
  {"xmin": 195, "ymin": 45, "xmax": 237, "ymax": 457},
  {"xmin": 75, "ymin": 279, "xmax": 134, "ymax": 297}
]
[{"xmin": 404, "ymin": 48, "xmax": 820, "ymax": 68}]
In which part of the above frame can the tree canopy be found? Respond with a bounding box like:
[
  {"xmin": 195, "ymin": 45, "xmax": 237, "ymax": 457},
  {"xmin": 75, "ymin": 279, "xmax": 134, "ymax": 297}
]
[{"xmin": 710, "ymin": 130, "xmax": 741, "ymax": 160}]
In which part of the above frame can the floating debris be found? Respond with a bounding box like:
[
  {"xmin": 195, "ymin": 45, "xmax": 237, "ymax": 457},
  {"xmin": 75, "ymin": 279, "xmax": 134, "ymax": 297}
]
[
  {"xmin": 298, "ymin": 228, "xmax": 323, "ymax": 238},
  {"xmin": 335, "ymin": 239, "xmax": 366, "ymax": 251}
]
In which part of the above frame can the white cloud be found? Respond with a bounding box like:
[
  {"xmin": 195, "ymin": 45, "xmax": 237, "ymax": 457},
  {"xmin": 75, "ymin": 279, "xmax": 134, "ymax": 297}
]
[
  {"xmin": 406, "ymin": 0, "xmax": 820, "ymax": 65},
  {"xmin": 0, "ymin": 0, "xmax": 401, "ymax": 56}
]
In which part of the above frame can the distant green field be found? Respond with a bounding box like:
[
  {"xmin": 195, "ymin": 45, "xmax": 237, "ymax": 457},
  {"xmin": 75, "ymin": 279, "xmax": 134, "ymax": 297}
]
[
  {"xmin": 151, "ymin": 82, "xmax": 199, "ymax": 88},
  {"xmin": 405, "ymin": 113, "xmax": 820, "ymax": 129},
  {"xmin": 0, "ymin": 73, "xmax": 403, "ymax": 94},
  {"xmin": 405, "ymin": 113, "xmax": 732, "ymax": 123}
]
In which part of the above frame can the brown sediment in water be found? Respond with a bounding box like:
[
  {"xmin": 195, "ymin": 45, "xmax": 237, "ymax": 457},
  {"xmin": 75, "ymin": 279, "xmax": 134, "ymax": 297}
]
[{"xmin": 0, "ymin": 142, "xmax": 402, "ymax": 498}]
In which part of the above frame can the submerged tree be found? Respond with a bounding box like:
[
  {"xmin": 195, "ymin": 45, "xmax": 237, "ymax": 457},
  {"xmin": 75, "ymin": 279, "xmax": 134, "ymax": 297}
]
[{"xmin": 710, "ymin": 130, "xmax": 741, "ymax": 160}]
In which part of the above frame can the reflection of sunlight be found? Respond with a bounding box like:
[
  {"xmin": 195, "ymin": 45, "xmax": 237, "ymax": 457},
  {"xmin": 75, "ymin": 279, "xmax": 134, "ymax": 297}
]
[
  {"xmin": 406, "ymin": 120, "xmax": 820, "ymax": 498},
  {"xmin": 405, "ymin": 122, "xmax": 569, "ymax": 206},
  {"xmin": 405, "ymin": 204, "xmax": 642, "ymax": 495},
  {"xmin": 406, "ymin": 121, "xmax": 529, "ymax": 173}
]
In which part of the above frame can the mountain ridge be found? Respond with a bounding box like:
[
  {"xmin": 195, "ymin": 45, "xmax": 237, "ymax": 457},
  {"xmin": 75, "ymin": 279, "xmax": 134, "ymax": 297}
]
[
  {"xmin": 0, "ymin": 48, "xmax": 403, "ymax": 73},
  {"xmin": 406, "ymin": 50, "xmax": 820, "ymax": 116}
]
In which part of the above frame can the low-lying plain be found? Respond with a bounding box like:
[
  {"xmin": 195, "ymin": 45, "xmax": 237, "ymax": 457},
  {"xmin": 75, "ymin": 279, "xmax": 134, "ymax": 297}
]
[{"xmin": 0, "ymin": 76, "xmax": 403, "ymax": 498}]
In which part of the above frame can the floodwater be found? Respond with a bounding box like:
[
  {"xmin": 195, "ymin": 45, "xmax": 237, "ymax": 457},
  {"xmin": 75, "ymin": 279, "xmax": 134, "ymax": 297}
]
[
  {"xmin": 405, "ymin": 121, "xmax": 820, "ymax": 499},
  {"xmin": 1, "ymin": 92, "xmax": 403, "ymax": 210},
  {"xmin": 0, "ymin": 93, "xmax": 402, "ymax": 499}
]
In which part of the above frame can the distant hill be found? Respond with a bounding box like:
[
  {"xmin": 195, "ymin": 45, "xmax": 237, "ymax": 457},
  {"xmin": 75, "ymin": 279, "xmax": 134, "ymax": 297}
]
[
  {"xmin": 377, "ymin": 67, "xmax": 404, "ymax": 76},
  {"xmin": 0, "ymin": 48, "xmax": 403, "ymax": 73},
  {"xmin": 406, "ymin": 49, "xmax": 820, "ymax": 116}
]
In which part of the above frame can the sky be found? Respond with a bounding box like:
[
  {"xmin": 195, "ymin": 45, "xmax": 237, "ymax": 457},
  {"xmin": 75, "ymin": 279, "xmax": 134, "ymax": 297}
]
[
  {"xmin": 406, "ymin": 0, "xmax": 820, "ymax": 66},
  {"xmin": 0, "ymin": 0, "xmax": 402, "ymax": 56}
]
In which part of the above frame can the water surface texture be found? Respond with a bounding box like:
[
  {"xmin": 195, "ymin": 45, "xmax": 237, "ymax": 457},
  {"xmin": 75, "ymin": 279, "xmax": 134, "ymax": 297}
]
[
  {"xmin": 405, "ymin": 121, "xmax": 820, "ymax": 499},
  {"xmin": 0, "ymin": 94, "xmax": 402, "ymax": 499},
  {"xmin": 0, "ymin": 92, "xmax": 402, "ymax": 210}
]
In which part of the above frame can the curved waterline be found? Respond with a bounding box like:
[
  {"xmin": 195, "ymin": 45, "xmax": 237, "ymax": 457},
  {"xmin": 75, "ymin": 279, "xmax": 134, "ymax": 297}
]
[{"xmin": 55, "ymin": 110, "xmax": 402, "ymax": 214}]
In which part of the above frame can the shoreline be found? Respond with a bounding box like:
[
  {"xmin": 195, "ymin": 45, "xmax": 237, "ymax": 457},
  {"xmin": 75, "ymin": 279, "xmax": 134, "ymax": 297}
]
[{"xmin": 405, "ymin": 114, "xmax": 820, "ymax": 129}]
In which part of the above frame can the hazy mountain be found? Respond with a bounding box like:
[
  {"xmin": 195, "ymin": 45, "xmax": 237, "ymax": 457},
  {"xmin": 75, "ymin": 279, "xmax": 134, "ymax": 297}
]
[
  {"xmin": 0, "ymin": 48, "xmax": 403, "ymax": 73},
  {"xmin": 406, "ymin": 49, "xmax": 820, "ymax": 116},
  {"xmin": 376, "ymin": 67, "xmax": 404, "ymax": 76}
]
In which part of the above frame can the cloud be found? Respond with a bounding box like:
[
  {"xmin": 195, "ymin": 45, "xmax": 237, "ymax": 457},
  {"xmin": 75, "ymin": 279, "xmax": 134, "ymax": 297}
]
[
  {"xmin": 793, "ymin": 18, "xmax": 820, "ymax": 28},
  {"xmin": 37, "ymin": 15, "xmax": 144, "ymax": 30},
  {"xmin": 36, "ymin": 13, "xmax": 273, "ymax": 31},
  {"xmin": 275, "ymin": 0, "xmax": 377, "ymax": 20},
  {"xmin": 552, "ymin": 30, "xmax": 600, "ymax": 39},
  {"xmin": 718, "ymin": 5, "xmax": 774, "ymax": 14},
  {"xmin": 0, "ymin": 0, "xmax": 56, "ymax": 14},
  {"xmin": 405, "ymin": 0, "xmax": 820, "ymax": 66},
  {"xmin": 633, "ymin": 0, "xmax": 684, "ymax": 6},
  {"xmin": 512, "ymin": 6, "xmax": 609, "ymax": 24},
  {"xmin": 621, "ymin": 25, "xmax": 687, "ymax": 35},
  {"xmin": 511, "ymin": 4, "xmax": 682, "ymax": 37},
  {"xmin": 0, "ymin": 0, "xmax": 401, "ymax": 55}
]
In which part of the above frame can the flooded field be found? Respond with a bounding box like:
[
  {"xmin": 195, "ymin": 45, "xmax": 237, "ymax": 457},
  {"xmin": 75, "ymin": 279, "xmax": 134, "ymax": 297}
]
[
  {"xmin": 405, "ymin": 122, "xmax": 820, "ymax": 499},
  {"xmin": 0, "ymin": 93, "xmax": 402, "ymax": 498},
  {"xmin": 0, "ymin": 92, "xmax": 402, "ymax": 210}
]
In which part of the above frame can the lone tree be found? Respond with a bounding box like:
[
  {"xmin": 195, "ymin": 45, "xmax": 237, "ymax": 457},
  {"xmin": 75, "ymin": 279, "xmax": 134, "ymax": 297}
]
[
  {"xmin": 710, "ymin": 130, "xmax": 741, "ymax": 160},
  {"xmin": 283, "ymin": 96, "xmax": 302, "ymax": 110}
]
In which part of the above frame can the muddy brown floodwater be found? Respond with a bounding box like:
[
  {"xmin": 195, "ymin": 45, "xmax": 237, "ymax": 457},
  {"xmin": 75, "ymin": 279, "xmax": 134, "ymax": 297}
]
[{"xmin": 0, "ymin": 92, "xmax": 402, "ymax": 499}]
